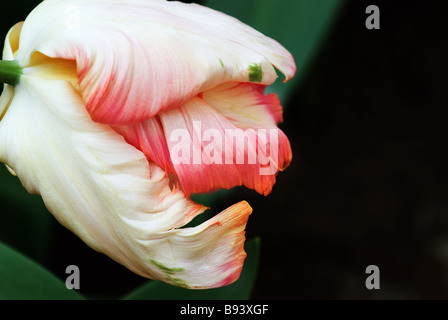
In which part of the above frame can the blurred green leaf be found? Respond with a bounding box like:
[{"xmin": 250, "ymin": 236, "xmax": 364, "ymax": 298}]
[
  {"xmin": 0, "ymin": 165, "xmax": 55, "ymax": 264},
  {"xmin": 204, "ymin": 0, "xmax": 346, "ymax": 102},
  {"xmin": 122, "ymin": 237, "xmax": 260, "ymax": 300},
  {"xmin": 0, "ymin": 241, "xmax": 85, "ymax": 300}
]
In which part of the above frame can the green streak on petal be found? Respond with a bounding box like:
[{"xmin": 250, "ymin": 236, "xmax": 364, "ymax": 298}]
[
  {"xmin": 150, "ymin": 260, "xmax": 188, "ymax": 287},
  {"xmin": 248, "ymin": 63, "xmax": 263, "ymax": 83},
  {"xmin": 166, "ymin": 276, "xmax": 190, "ymax": 289},
  {"xmin": 0, "ymin": 60, "xmax": 22, "ymax": 86},
  {"xmin": 219, "ymin": 58, "xmax": 225, "ymax": 68},
  {"xmin": 150, "ymin": 259, "xmax": 185, "ymax": 275}
]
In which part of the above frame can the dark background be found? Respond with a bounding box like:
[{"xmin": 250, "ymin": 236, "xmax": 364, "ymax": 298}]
[
  {"xmin": 240, "ymin": 0, "xmax": 448, "ymax": 299},
  {"xmin": 1, "ymin": 0, "xmax": 447, "ymax": 299}
]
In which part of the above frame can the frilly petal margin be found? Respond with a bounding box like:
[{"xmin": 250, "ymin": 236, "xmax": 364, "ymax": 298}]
[
  {"xmin": 0, "ymin": 74, "xmax": 251, "ymax": 289},
  {"xmin": 113, "ymin": 83, "xmax": 292, "ymax": 197},
  {"xmin": 14, "ymin": 0, "xmax": 296, "ymax": 124}
]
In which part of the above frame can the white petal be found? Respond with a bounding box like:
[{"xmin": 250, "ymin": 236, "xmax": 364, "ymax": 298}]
[
  {"xmin": 2, "ymin": 22, "xmax": 22, "ymax": 60},
  {"xmin": 15, "ymin": 0, "xmax": 296, "ymax": 124},
  {"xmin": 0, "ymin": 72, "xmax": 251, "ymax": 288},
  {"xmin": 1, "ymin": 22, "xmax": 23, "ymax": 119}
]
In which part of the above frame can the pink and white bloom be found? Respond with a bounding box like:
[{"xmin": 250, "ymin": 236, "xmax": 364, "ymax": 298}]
[{"xmin": 0, "ymin": 0, "xmax": 295, "ymax": 288}]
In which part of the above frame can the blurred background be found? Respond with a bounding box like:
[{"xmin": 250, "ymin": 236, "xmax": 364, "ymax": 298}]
[{"xmin": 0, "ymin": 0, "xmax": 447, "ymax": 299}]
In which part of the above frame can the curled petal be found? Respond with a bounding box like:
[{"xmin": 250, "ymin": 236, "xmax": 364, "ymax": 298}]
[
  {"xmin": 0, "ymin": 84, "xmax": 13, "ymax": 121},
  {"xmin": 112, "ymin": 117, "xmax": 175, "ymax": 174},
  {"xmin": 115, "ymin": 87, "xmax": 292, "ymax": 196},
  {"xmin": 161, "ymin": 97, "xmax": 291, "ymax": 196},
  {"xmin": 15, "ymin": 0, "xmax": 296, "ymax": 124},
  {"xmin": 2, "ymin": 21, "xmax": 22, "ymax": 60},
  {"xmin": 145, "ymin": 200, "xmax": 251, "ymax": 288},
  {"xmin": 1, "ymin": 22, "xmax": 23, "ymax": 119},
  {"xmin": 203, "ymin": 82, "xmax": 286, "ymax": 127},
  {"xmin": 0, "ymin": 71, "xmax": 251, "ymax": 288}
]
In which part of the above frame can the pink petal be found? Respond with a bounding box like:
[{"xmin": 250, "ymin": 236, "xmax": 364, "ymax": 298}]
[
  {"xmin": 203, "ymin": 82, "xmax": 286, "ymax": 127},
  {"xmin": 115, "ymin": 81, "xmax": 292, "ymax": 196},
  {"xmin": 112, "ymin": 117, "xmax": 175, "ymax": 174},
  {"xmin": 162, "ymin": 97, "xmax": 291, "ymax": 196}
]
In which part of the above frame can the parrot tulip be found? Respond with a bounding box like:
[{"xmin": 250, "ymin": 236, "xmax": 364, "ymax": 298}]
[{"xmin": 0, "ymin": 0, "xmax": 295, "ymax": 289}]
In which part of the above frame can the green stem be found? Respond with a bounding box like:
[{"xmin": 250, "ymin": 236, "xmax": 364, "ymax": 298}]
[{"xmin": 0, "ymin": 60, "xmax": 22, "ymax": 86}]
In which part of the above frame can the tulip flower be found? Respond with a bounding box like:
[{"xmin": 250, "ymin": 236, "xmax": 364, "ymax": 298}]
[{"xmin": 0, "ymin": 0, "xmax": 295, "ymax": 289}]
